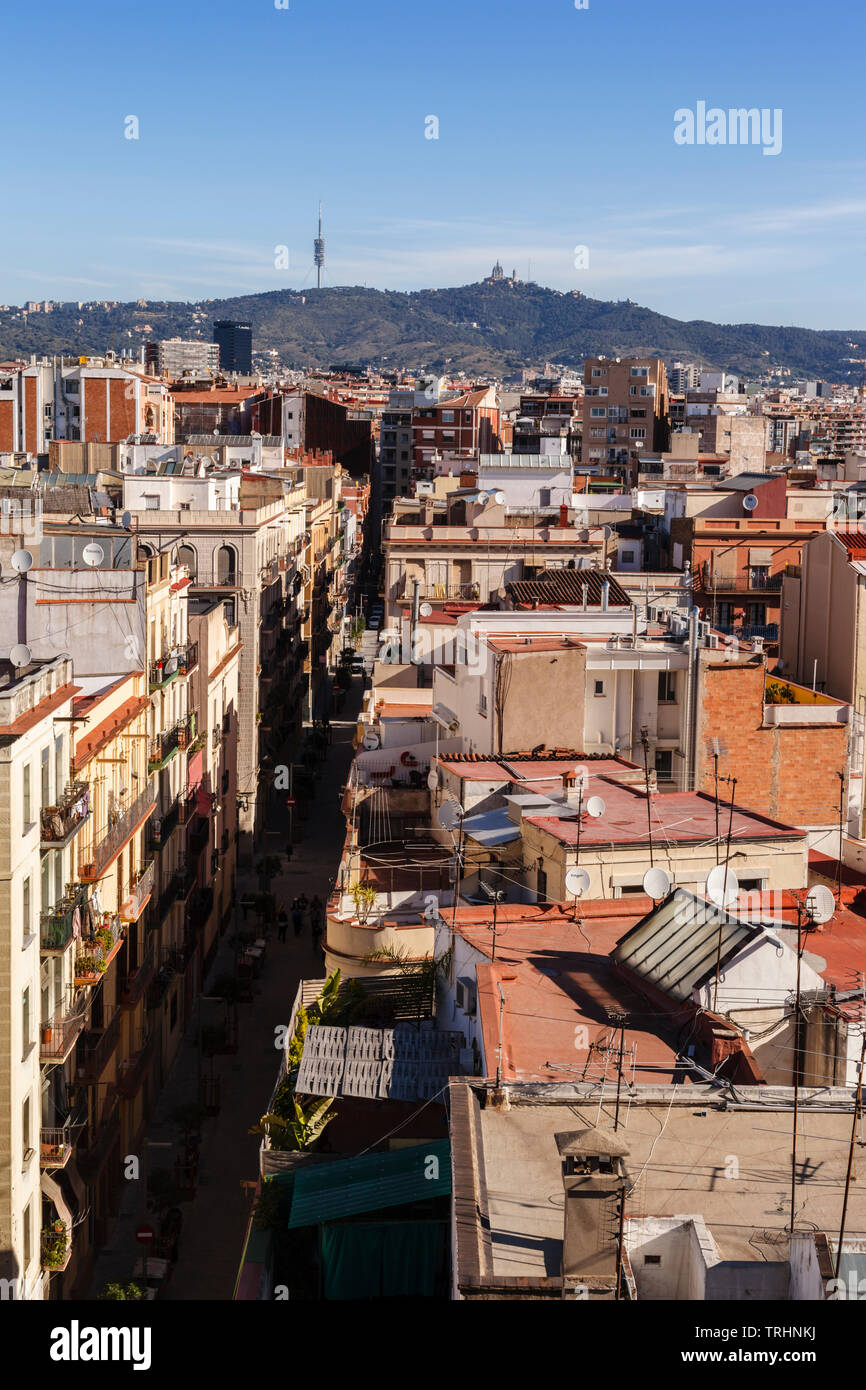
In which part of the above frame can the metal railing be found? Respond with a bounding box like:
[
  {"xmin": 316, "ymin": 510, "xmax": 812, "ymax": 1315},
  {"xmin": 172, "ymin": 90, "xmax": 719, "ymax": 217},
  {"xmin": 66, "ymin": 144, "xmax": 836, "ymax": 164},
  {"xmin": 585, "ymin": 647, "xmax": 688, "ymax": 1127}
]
[
  {"xmin": 149, "ymin": 712, "xmax": 195, "ymax": 769},
  {"xmin": 116, "ymin": 1033, "xmax": 155, "ymax": 1099},
  {"xmin": 75, "ymin": 1008, "xmax": 122, "ymax": 1084},
  {"xmin": 40, "ymin": 782, "xmax": 90, "ymax": 847},
  {"xmin": 40, "ymin": 888, "xmax": 89, "ymax": 951},
  {"xmin": 40, "ymin": 1119, "xmax": 75, "ymax": 1169},
  {"xmin": 190, "ymin": 568, "xmax": 239, "ymax": 589},
  {"xmin": 149, "ymin": 641, "xmax": 199, "ymax": 687},
  {"xmin": 120, "ymin": 938, "xmax": 156, "ymax": 1008},
  {"xmin": 701, "ymin": 567, "xmax": 785, "ymax": 593},
  {"xmin": 120, "ymin": 859, "xmax": 155, "ymax": 922},
  {"xmin": 79, "ymin": 782, "xmax": 156, "ymax": 883},
  {"xmin": 40, "ymin": 988, "xmax": 87, "ymax": 1062},
  {"xmin": 400, "ymin": 582, "xmax": 481, "ymax": 602}
]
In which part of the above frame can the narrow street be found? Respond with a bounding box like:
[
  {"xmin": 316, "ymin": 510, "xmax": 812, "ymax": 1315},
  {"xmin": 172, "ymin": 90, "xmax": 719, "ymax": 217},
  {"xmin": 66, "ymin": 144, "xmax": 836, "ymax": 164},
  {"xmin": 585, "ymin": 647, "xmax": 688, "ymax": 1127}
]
[{"xmin": 88, "ymin": 675, "xmax": 364, "ymax": 1301}]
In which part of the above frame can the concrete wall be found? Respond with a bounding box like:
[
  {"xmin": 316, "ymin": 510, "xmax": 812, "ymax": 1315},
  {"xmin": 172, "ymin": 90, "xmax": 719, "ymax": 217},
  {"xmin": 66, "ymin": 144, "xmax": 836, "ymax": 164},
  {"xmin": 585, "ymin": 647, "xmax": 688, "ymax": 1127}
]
[{"xmin": 626, "ymin": 1216, "xmax": 719, "ymax": 1300}]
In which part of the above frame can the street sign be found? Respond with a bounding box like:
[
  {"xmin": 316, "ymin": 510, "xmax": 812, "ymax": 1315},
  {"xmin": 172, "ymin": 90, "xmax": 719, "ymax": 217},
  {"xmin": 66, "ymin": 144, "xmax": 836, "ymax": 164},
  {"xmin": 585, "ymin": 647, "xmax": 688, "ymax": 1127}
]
[
  {"xmin": 136, "ymin": 1224, "xmax": 156, "ymax": 1246},
  {"xmin": 285, "ymin": 797, "xmax": 296, "ymax": 807}
]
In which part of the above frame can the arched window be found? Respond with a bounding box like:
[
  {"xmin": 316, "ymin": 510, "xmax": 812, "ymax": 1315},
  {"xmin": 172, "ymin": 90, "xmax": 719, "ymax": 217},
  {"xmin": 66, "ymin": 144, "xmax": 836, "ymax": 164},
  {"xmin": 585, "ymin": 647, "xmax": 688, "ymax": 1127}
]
[
  {"xmin": 177, "ymin": 544, "xmax": 197, "ymax": 580},
  {"xmin": 216, "ymin": 545, "xmax": 237, "ymax": 586}
]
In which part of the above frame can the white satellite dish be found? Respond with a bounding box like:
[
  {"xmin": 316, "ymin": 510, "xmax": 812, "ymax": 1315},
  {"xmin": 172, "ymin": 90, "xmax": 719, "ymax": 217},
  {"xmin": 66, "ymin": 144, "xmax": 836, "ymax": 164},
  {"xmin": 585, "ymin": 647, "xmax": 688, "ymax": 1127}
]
[
  {"xmin": 9, "ymin": 644, "xmax": 31, "ymax": 667},
  {"xmin": 706, "ymin": 864, "xmax": 740, "ymax": 908},
  {"xmin": 477, "ymin": 492, "xmax": 490, "ymax": 505},
  {"xmin": 82, "ymin": 543, "xmax": 105, "ymax": 568},
  {"xmin": 493, "ymin": 491, "xmax": 506, "ymax": 505},
  {"xmin": 743, "ymin": 494, "xmax": 759, "ymax": 511},
  {"xmin": 362, "ymin": 731, "xmax": 380, "ymax": 750},
  {"xmin": 643, "ymin": 866, "xmax": 672, "ymax": 901},
  {"xmin": 565, "ymin": 867, "xmax": 591, "ymax": 898},
  {"xmin": 427, "ymin": 769, "xmax": 439, "ymax": 791},
  {"xmin": 419, "ymin": 602, "xmax": 433, "ymax": 618},
  {"xmin": 438, "ymin": 799, "xmax": 464, "ymax": 830},
  {"xmin": 805, "ymin": 884, "xmax": 835, "ymax": 924},
  {"xmin": 11, "ymin": 549, "xmax": 33, "ymax": 573},
  {"xmin": 585, "ymin": 796, "xmax": 606, "ymax": 819}
]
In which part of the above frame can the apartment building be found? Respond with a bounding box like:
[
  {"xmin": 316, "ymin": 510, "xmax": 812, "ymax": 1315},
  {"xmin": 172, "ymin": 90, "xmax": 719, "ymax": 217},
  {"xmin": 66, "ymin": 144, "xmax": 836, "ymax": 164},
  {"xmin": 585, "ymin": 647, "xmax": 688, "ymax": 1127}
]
[
  {"xmin": 0, "ymin": 655, "xmax": 80, "ymax": 1299},
  {"xmin": 378, "ymin": 388, "xmax": 414, "ymax": 503},
  {"xmin": 212, "ymin": 321, "xmax": 252, "ymax": 375},
  {"xmin": 681, "ymin": 389, "xmax": 766, "ymax": 472},
  {"xmin": 128, "ymin": 470, "xmax": 309, "ymax": 844},
  {"xmin": 382, "ymin": 490, "xmax": 614, "ymax": 628},
  {"xmin": 0, "ymin": 359, "xmax": 174, "ymax": 454},
  {"xmin": 145, "ymin": 340, "xmax": 220, "ymax": 378},
  {"xmin": 582, "ymin": 357, "xmax": 669, "ymax": 481},
  {"xmin": 512, "ymin": 393, "xmax": 581, "ymax": 457},
  {"xmin": 411, "ymin": 384, "xmax": 500, "ymax": 477}
]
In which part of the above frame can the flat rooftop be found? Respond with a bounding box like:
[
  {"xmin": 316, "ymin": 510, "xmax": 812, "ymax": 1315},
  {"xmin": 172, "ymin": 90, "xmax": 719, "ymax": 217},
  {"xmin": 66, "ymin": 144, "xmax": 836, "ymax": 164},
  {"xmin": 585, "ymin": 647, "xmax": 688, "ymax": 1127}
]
[{"xmin": 455, "ymin": 1083, "xmax": 863, "ymax": 1281}]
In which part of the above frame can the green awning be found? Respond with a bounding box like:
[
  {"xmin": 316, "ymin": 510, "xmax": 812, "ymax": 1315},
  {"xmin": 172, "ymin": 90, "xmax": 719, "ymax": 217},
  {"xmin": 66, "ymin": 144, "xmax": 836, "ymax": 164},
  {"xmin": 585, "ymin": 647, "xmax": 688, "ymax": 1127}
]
[{"xmin": 288, "ymin": 1141, "xmax": 451, "ymax": 1228}]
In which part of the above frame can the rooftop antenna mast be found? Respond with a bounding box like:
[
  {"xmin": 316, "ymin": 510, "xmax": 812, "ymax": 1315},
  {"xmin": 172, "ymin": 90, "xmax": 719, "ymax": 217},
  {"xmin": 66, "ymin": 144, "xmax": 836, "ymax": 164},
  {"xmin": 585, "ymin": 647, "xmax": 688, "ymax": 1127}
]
[{"xmin": 314, "ymin": 202, "xmax": 325, "ymax": 290}]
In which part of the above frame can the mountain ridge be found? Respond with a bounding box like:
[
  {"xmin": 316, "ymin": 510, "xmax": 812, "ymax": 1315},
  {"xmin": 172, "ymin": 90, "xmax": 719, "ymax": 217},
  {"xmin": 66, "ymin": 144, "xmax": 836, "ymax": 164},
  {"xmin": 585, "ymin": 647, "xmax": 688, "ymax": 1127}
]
[{"xmin": 2, "ymin": 281, "xmax": 864, "ymax": 380}]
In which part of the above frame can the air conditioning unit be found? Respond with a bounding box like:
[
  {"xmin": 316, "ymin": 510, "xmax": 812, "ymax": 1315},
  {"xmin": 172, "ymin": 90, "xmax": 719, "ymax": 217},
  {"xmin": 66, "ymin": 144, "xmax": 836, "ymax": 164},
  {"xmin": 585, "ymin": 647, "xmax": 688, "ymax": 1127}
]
[
  {"xmin": 708, "ymin": 633, "xmax": 719, "ymax": 649},
  {"xmin": 455, "ymin": 977, "xmax": 477, "ymax": 1016},
  {"xmin": 752, "ymin": 636, "xmax": 764, "ymax": 653}
]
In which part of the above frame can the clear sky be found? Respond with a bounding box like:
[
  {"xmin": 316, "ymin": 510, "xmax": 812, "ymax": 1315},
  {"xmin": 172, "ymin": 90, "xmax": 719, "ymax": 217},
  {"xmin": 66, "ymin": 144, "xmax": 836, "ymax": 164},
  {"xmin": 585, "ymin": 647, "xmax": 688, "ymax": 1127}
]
[{"xmin": 3, "ymin": 0, "xmax": 864, "ymax": 328}]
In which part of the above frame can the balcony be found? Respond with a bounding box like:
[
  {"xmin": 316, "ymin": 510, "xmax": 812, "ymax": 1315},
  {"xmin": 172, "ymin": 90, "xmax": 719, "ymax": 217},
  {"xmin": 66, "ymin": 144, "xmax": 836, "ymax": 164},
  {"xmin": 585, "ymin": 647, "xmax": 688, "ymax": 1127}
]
[
  {"xmin": 147, "ymin": 788, "xmax": 195, "ymax": 851},
  {"xmin": 41, "ymin": 989, "xmax": 87, "ymax": 1064},
  {"xmin": 76, "ymin": 1093, "xmax": 120, "ymax": 1181},
  {"xmin": 78, "ymin": 782, "xmax": 157, "ymax": 883},
  {"xmin": 147, "ymin": 947, "xmax": 187, "ymax": 1012},
  {"xmin": 700, "ymin": 567, "xmax": 785, "ymax": 594},
  {"xmin": 40, "ymin": 1119, "xmax": 76, "ymax": 1170},
  {"xmin": 119, "ymin": 858, "xmax": 155, "ymax": 923},
  {"xmin": 76, "ymin": 1009, "xmax": 122, "ymax": 1084},
  {"xmin": 149, "ymin": 712, "xmax": 196, "ymax": 771},
  {"xmin": 40, "ymin": 888, "xmax": 89, "ymax": 952},
  {"xmin": 149, "ymin": 641, "xmax": 199, "ymax": 689},
  {"xmin": 116, "ymin": 1032, "xmax": 156, "ymax": 1099},
  {"xmin": 717, "ymin": 623, "xmax": 780, "ymax": 643},
  {"xmin": 190, "ymin": 567, "xmax": 240, "ymax": 590},
  {"xmin": 399, "ymin": 582, "xmax": 481, "ymax": 603},
  {"xmin": 41, "ymin": 781, "xmax": 90, "ymax": 849},
  {"xmin": 187, "ymin": 884, "xmax": 214, "ymax": 934},
  {"xmin": 120, "ymin": 938, "xmax": 157, "ymax": 1008}
]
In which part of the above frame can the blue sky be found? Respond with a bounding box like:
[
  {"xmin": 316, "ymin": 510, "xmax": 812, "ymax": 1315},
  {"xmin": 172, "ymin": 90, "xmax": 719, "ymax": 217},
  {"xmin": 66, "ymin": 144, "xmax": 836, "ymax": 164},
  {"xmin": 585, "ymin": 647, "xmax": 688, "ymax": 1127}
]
[{"xmin": 2, "ymin": 0, "xmax": 864, "ymax": 327}]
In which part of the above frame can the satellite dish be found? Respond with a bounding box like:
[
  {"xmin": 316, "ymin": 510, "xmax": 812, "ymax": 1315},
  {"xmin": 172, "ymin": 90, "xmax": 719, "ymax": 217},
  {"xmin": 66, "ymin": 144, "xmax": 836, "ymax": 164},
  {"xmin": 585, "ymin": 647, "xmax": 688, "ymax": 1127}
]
[
  {"xmin": 120, "ymin": 510, "xmax": 132, "ymax": 529},
  {"xmin": 362, "ymin": 731, "xmax": 380, "ymax": 750},
  {"xmin": 82, "ymin": 543, "xmax": 105, "ymax": 568},
  {"xmin": 477, "ymin": 492, "xmax": 490, "ymax": 505},
  {"xmin": 602, "ymin": 526, "xmax": 613, "ymax": 539},
  {"xmin": 493, "ymin": 491, "xmax": 506, "ymax": 505},
  {"xmin": 805, "ymin": 884, "xmax": 835, "ymax": 924},
  {"xmin": 743, "ymin": 494, "xmax": 759, "ymax": 511},
  {"xmin": 427, "ymin": 769, "xmax": 439, "ymax": 791},
  {"xmin": 497, "ymin": 586, "xmax": 507, "ymax": 600},
  {"xmin": 706, "ymin": 864, "xmax": 740, "ymax": 908},
  {"xmin": 11, "ymin": 549, "xmax": 33, "ymax": 573},
  {"xmin": 585, "ymin": 796, "xmax": 606, "ymax": 819},
  {"xmin": 565, "ymin": 867, "xmax": 591, "ymax": 898},
  {"xmin": 643, "ymin": 866, "xmax": 672, "ymax": 901},
  {"xmin": 9, "ymin": 644, "xmax": 31, "ymax": 667},
  {"xmin": 438, "ymin": 799, "xmax": 464, "ymax": 830},
  {"xmin": 419, "ymin": 602, "xmax": 433, "ymax": 617}
]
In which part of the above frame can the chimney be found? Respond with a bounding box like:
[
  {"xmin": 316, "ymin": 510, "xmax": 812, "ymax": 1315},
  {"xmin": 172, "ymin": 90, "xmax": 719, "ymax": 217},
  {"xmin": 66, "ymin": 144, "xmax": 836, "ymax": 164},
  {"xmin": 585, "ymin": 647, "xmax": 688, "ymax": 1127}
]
[
  {"xmin": 601, "ymin": 579, "xmax": 610, "ymax": 612},
  {"xmin": 556, "ymin": 1127, "xmax": 630, "ymax": 1289},
  {"xmin": 559, "ymin": 502, "xmax": 569, "ymax": 528}
]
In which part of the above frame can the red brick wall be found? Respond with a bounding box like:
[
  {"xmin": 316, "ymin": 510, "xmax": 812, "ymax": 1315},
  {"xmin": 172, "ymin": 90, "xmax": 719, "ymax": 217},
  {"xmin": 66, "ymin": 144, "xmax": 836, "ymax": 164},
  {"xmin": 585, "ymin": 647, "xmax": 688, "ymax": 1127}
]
[
  {"xmin": 0, "ymin": 399, "xmax": 14, "ymax": 452},
  {"xmin": 696, "ymin": 657, "xmax": 846, "ymax": 825},
  {"xmin": 24, "ymin": 376, "xmax": 37, "ymax": 452}
]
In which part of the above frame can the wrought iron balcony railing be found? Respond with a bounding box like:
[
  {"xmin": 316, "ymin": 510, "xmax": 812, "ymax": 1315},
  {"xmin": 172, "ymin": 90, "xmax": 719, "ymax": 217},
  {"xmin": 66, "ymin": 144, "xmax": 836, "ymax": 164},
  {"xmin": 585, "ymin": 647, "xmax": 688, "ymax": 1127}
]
[
  {"xmin": 41, "ymin": 781, "xmax": 90, "ymax": 848},
  {"xmin": 78, "ymin": 783, "xmax": 157, "ymax": 883}
]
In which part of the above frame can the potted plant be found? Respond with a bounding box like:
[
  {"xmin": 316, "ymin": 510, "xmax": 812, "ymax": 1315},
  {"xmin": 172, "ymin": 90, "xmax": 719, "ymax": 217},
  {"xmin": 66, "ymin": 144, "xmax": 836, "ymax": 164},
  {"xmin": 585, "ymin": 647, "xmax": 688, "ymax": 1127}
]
[
  {"xmin": 98, "ymin": 1281, "xmax": 146, "ymax": 1300},
  {"xmin": 350, "ymin": 883, "xmax": 378, "ymax": 925},
  {"xmin": 96, "ymin": 927, "xmax": 114, "ymax": 954},
  {"xmin": 42, "ymin": 1220, "xmax": 68, "ymax": 1269}
]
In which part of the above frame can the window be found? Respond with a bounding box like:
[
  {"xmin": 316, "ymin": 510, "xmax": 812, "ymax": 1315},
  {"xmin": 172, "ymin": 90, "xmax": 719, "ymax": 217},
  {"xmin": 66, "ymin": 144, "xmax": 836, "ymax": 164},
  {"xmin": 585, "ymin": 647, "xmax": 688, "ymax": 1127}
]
[
  {"xmin": 536, "ymin": 866, "xmax": 547, "ymax": 904},
  {"xmin": 591, "ymin": 367, "xmax": 605, "ymax": 378},
  {"xmin": 630, "ymin": 367, "xmax": 648, "ymax": 378},
  {"xmin": 22, "ymin": 878, "xmax": 31, "ymax": 936},
  {"xmin": 750, "ymin": 566, "xmax": 769, "ymax": 588},
  {"xmin": 22, "ymin": 986, "xmax": 31, "ymax": 1057},
  {"xmin": 629, "ymin": 427, "xmax": 646, "ymax": 440},
  {"xmin": 441, "ymin": 410, "xmax": 454, "ymax": 422},
  {"xmin": 22, "ymin": 763, "xmax": 31, "ymax": 827},
  {"xmin": 22, "ymin": 1094, "xmax": 31, "ymax": 1164},
  {"xmin": 143, "ymin": 494, "xmax": 160, "ymax": 509},
  {"xmin": 594, "ymin": 679, "xmax": 605, "ymax": 697},
  {"xmin": 55, "ymin": 736, "xmax": 64, "ymax": 801},
  {"xmin": 621, "ymin": 549, "xmax": 636, "ymax": 564},
  {"xmin": 590, "ymin": 407, "xmax": 607, "ymax": 419},
  {"xmin": 478, "ymin": 692, "xmax": 488, "ymax": 717},
  {"xmin": 644, "ymin": 1255, "xmax": 662, "ymax": 1265},
  {"xmin": 658, "ymin": 671, "xmax": 676, "ymax": 703},
  {"xmin": 23, "ymin": 1199, "xmax": 32, "ymax": 1271},
  {"xmin": 630, "ymin": 408, "xmax": 647, "ymax": 419},
  {"xmin": 654, "ymin": 750, "xmax": 674, "ymax": 781},
  {"xmin": 41, "ymin": 746, "xmax": 50, "ymax": 806}
]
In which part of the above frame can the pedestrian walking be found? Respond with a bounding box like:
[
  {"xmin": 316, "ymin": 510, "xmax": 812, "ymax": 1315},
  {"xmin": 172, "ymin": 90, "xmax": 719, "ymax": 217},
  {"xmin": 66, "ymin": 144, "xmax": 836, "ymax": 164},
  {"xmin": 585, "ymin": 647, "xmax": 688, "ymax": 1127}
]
[
  {"xmin": 291, "ymin": 898, "xmax": 304, "ymax": 937},
  {"xmin": 277, "ymin": 908, "xmax": 289, "ymax": 943}
]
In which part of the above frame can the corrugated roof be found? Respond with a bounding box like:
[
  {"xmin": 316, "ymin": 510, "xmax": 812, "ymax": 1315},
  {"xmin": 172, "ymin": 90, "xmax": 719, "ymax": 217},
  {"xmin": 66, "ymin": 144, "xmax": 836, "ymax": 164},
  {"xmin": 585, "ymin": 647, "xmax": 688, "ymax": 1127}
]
[
  {"xmin": 287, "ymin": 1139, "xmax": 451, "ymax": 1228},
  {"xmin": 612, "ymin": 890, "xmax": 759, "ymax": 1003},
  {"xmin": 461, "ymin": 807, "xmax": 523, "ymax": 847},
  {"xmin": 296, "ymin": 1025, "xmax": 464, "ymax": 1103},
  {"xmin": 507, "ymin": 568, "xmax": 631, "ymax": 608}
]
